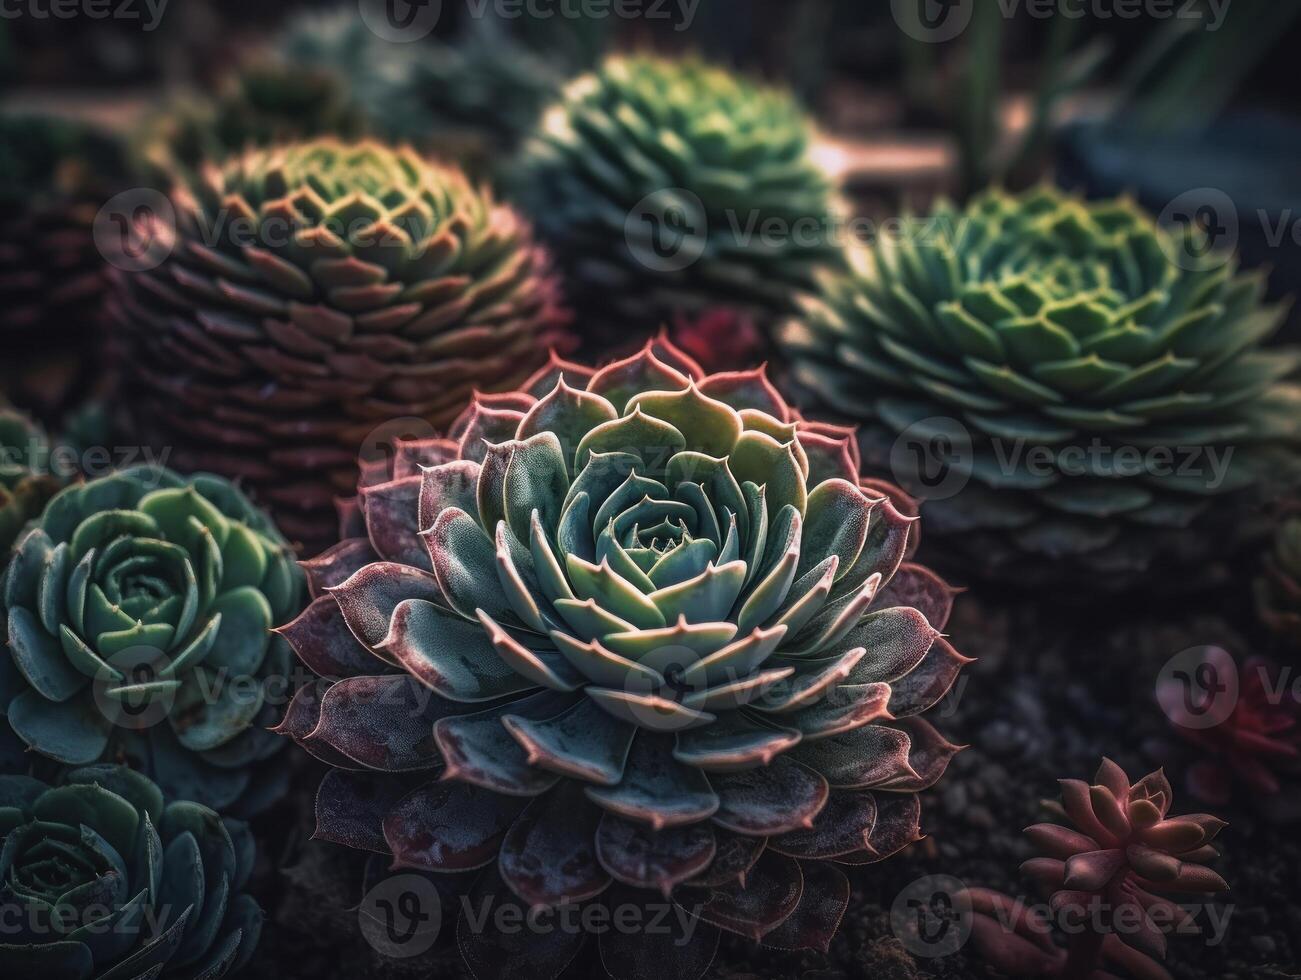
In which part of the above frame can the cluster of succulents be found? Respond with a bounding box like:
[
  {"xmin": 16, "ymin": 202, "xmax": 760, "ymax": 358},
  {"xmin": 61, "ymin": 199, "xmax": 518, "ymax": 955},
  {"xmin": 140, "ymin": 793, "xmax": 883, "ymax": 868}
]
[
  {"xmin": 965, "ymin": 759, "xmax": 1229, "ymax": 978},
  {"xmin": 2, "ymin": 465, "xmax": 302, "ymax": 815},
  {"xmin": 1256, "ymin": 506, "xmax": 1301, "ymax": 652},
  {"xmin": 0, "ymin": 765, "xmax": 260, "ymax": 978},
  {"xmin": 0, "ymin": 115, "xmax": 127, "ymax": 421},
  {"xmin": 279, "ymin": 340, "xmax": 967, "ymax": 976},
  {"xmin": 781, "ymin": 186, "xmax": 1301, "ymax": 591},
  {"xmin": 514, "ymin": 54, "xmax": 846, "ymax": 346},
  {"xmin": 111, "ymin": 139, "xmax": 572, "ymax": 549}
]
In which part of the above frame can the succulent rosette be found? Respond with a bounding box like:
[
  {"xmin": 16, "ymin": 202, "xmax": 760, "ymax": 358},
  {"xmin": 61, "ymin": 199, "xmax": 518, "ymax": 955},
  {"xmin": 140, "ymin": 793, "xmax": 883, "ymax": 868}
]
[
  {"xmin": 1255, "ymin": 508, "xmax": 1301, "ymax": 652},
  {"xmin": 112, "ymin": 139, "xmax": 572, "ymax": 549},
  {"xmin": 1, "ymin": 408, "xmax": 61, "ymax": 568},
  {"xmin": 780, "ymin": 186, "xmax": 1301, "ymax": 590},
  {"xmin": 0, "ymin": 116, "xmax": 127, "ymax": 421},
  {"xmin": 0, "ymin": 764, "xmax": 259, "ymax": 979},
  {"xmin": 2, "ymin": 467, "xmax": 303, "ymax": 816},
  {"xmin": 514, "ymin": 54, "xmax": 846, "ymax": 346},
  {"xmin": 967, "ymin": 759, "xmax": 1229, "ymax": 979},
  {"xmin": 279, "ymin": 339, "xmax": 967, "ymax": 978}
]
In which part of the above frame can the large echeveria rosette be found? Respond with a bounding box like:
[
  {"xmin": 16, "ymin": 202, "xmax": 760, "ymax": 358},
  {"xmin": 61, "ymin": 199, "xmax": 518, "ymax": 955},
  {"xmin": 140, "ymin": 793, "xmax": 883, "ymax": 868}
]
[
  {"xmin": 111, "ymin": 139, "xmax": 573, "ymax": 550},
  {"xmin": 780, "ymin": 186, "xmax": 1301, "ymax": 591},
  {"xmin": 2, "ymin": 467, "xmax": 304, "ymax": 816},
  {"xmin": 513, "ymin": 54, "xmax": 847, "ymax": 348},
  {"xmin": 0, "ymin": 764, "xmax": 259, "ymax": 979},
  {"xmin": 279, "ymin": 339, "xmax": 967, "ymax": 979}
]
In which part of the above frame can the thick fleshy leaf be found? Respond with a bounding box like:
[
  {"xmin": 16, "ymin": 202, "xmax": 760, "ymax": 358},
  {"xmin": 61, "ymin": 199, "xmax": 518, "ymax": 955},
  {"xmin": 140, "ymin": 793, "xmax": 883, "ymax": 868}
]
[
  {"xmin": 503, "ymin": 697, "xmax": 636, "ymax": 786},
  {"xmin": 595, "ymin": 813, "xmax": 717, "ymax": 895},
  {"xmin": 771, "ymin": 790, "xmax": 878, "ymax": 859},
  {"xmin": 434, "ymin": 691, "xmax": 574, "ymax": 796},
  {"xmin": 790, "ymin": 724, "xmax": 916, "ymax": 789},
  {"xmin": 359, "ymin": 477, "xmax": 428, "ymax": 569},
  {"xmin": 690, "ymin": 851, "xmax": 803, "ymax": 941},
  {"xmin": 586, "ymin": 733, "xmax": 720, "ymax": 830},
  {"xmin": 328, "ymin": 562, "xmax": 442, "ymax": 650},
  {"xmin": 498, "ymin": 782, "xmax": 610, "ymax": 907},
  {"xmin": 711, "ymin": 756, "xmax": 829, "ymax": 835},
  {"xmin": 310, "ymin": 674, "xmax": 456, "ymax": 772},
  {"xmin": 759, "ymin": 861, "xmax": 850, "ymax": 953},
  {"xmin": 314, "ymin": 768, "xmax": 420, "ymax": 853},
  {"xmin": 275, "ymin": 595, "xmax": 385, "ymax": 679},
  {"xmin": 384, "ymin": 779, "xmax": 529, "ymax": 872}
]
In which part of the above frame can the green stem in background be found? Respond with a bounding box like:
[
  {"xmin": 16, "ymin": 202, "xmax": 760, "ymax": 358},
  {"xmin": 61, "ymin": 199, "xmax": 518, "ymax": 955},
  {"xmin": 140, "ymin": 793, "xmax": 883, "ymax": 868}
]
[{"xmin": 955, "ymin": 0, "xmax": 1005, "ymax": 196}]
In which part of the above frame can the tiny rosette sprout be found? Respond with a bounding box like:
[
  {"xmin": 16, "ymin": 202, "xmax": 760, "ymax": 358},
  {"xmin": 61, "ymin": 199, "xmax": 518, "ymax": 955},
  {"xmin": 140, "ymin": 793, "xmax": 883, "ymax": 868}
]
[
  {"xmin": 781, "ymin": 186, "xmax": 1301, "ymax": 591},
  {"xmin": 112, "ymin": 139, "xmax": 573, "ymax": 548},
  {"xmin": 2, "ymin": 467, "xmax": 304, "ymax": 816},
  {"xmin": 515, "ymin": 54, "xmax": 846, "ymax": 343},
  {"xmin": 279, "ymin": 338, "xmax": 968, "ymax": 979},
  {"xmin": 0, "ymin": 765, "xmax": 260, "ymax": 979},
  {"xmin": 966, "ymin": 760, "xmax": 1230, "ymax": 979}
]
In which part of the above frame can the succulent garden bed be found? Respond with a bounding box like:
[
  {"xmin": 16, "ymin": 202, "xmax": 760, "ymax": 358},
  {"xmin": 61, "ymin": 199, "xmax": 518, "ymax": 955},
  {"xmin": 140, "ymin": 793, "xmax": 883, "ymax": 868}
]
[{"xmin": 2, "ymin": 5, "xmax": 1299, "ymax": 980}]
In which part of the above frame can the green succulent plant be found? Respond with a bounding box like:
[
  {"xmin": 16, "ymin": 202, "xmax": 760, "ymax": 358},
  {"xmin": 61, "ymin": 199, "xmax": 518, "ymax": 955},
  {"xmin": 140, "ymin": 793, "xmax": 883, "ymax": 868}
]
[
  {"xmin": 278, "ymin": 8, "xmax": 576, "ymax": 178},
  {"xmin": 112, "ymin": 138, "xmax": 572, "ymax": 549},
  {"xmin": 280, "ymin": 339, "xmax": 967, "ymax": 979},
  {"xmin": 132, "ymin": 58, "xmax": 367, "ymax": 181},
  {"xmin": 0, "ymin": 764, "xmax": 260, "ymax": 979},
  {"xmin": 1, "ymin": 409, "xmax": 61, "ymax": 568},
  {"xmin": 0, "ymin": 115, "xmax": 127, "ymax": 421},
  {"xmin": 780, "ymin": 186, "xmax": 1301, "ymax": 590},
  {"xmin": 2, "ymin": 466, "xmax": 303, "ymax": 815},
  {"xmin": 514, "ymin": 54, "xmax": 846, "ymax": 346}
]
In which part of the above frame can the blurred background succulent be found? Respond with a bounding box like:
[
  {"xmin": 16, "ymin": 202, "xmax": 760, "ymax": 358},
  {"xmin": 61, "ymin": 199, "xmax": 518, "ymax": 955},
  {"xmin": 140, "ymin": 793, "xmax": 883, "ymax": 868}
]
[
  {"xmin": 276, "ymin": 6, "xmax": 588, "ymax": 180},
  {"xmin": 131, "ymin": 57, "xmax": 368, "ymax": 183},
  {"xmin": 781, "ymin": 186, "xmax": 1301, "ymax": 592},
  {"xmin": 1, "ymin": 466, "xmax": 303, "ymax": 816},
  {"xmin": 965, "ymin": 758, "xmax": 1229, "ymax": 978},
  {"xmin": 1255, "ymin": 506, "xmax": 1301, "ymax": 652},
  {"xmin": 668, "ymin": 309, "xmax": 769, "ymax": 376},
  {"xmin": 0, "ymin": 765, "xmax": 260, "ymax": 979},
  {"xmin": 278, "ymin": 341, "xmax": 967, "ymax": 979},
  {"xmin": 0, "ymin": 114, "xmax": 128, "ymax": 424},
  {"xmin": 0, "ymin": 408, "xmax": 61, "ymax": 569},
  {"xmin": 110, "ymin": 139, "xmax": 572, "ymax": 550},
  {"xmin": 513, "ymin": 54, "xmax": 847, "ymax": 350},
  {"xmin": 1161, "ymin": 654, "xmax": 1301, "ymax": 821}
]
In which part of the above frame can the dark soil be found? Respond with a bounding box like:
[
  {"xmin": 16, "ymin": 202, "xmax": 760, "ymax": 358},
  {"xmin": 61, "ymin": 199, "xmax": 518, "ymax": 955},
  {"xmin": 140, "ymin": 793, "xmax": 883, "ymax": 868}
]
[{"xmin": 240, "ymin": 569, "xmax": 1300, "ymax": 980}]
